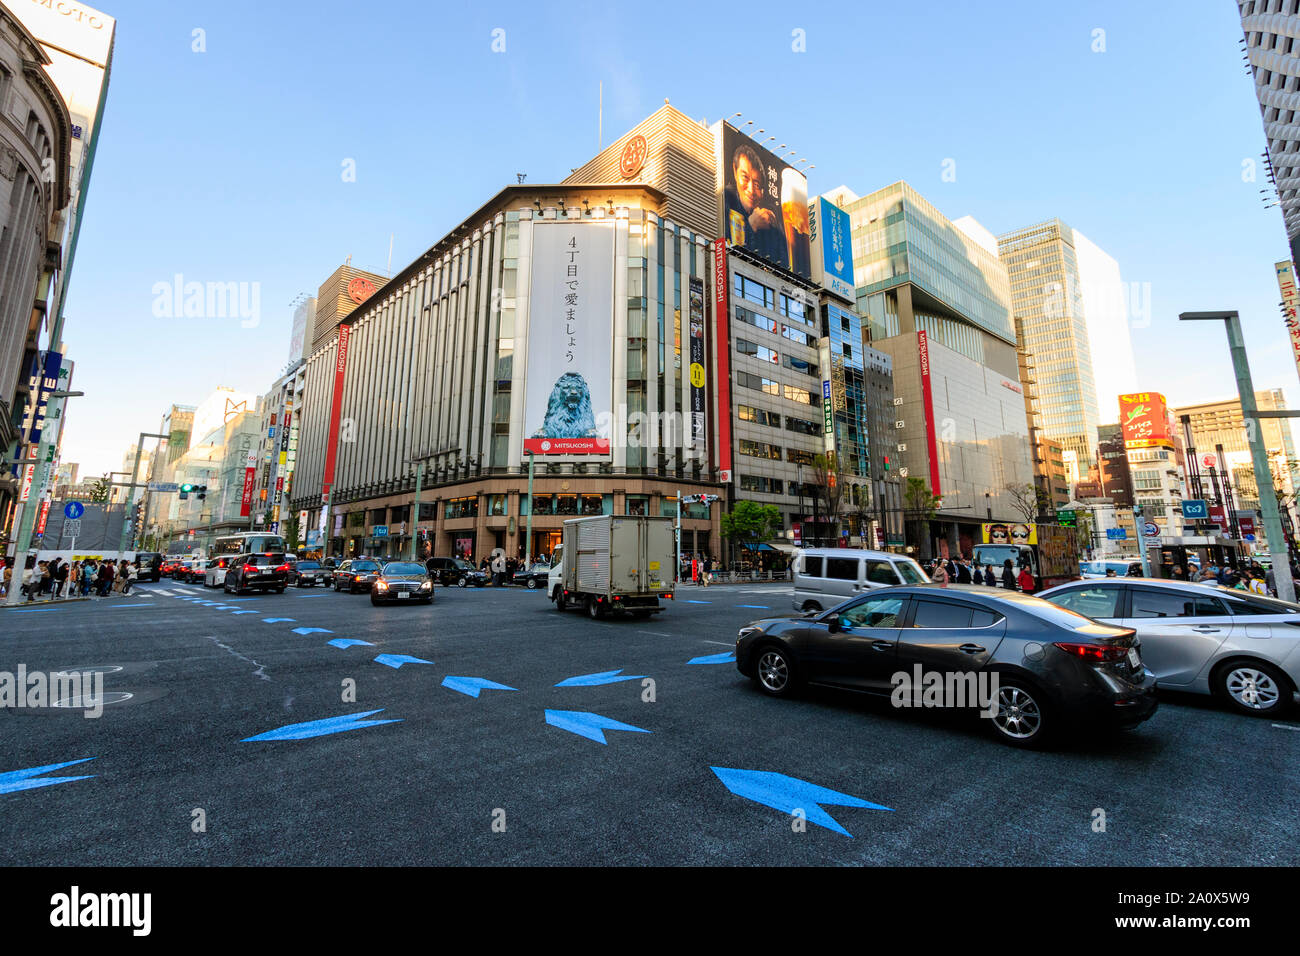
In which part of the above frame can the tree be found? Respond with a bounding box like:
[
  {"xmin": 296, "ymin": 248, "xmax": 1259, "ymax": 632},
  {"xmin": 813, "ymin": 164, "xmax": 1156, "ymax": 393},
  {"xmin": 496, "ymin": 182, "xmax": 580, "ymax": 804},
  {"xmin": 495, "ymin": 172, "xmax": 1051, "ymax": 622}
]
[
  {"xmin": 283, "ymin": 512, "xmax": 301, "ymax": 552},
  {"xmin": 904, "ymin": 477, "xmax": 941, "ymax": 519},
  {"xmin": 1004, "ymin": 482, "xmax": 1037, "ymax": 523},
  {"xmin": 721, "ymin": 501, "xmax": 783, "ymax": 557},
  {"xmin": 87, "ymin": 474, "xmax": 110, "ymax": 503}
]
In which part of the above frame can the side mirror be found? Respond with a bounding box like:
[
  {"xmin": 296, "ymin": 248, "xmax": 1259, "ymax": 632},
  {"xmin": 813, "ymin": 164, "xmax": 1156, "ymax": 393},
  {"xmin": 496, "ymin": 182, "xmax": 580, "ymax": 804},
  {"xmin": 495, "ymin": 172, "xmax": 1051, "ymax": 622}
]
[{"xmin": 826, "ymin": 616, "xmax": 842, "ymax": 633}]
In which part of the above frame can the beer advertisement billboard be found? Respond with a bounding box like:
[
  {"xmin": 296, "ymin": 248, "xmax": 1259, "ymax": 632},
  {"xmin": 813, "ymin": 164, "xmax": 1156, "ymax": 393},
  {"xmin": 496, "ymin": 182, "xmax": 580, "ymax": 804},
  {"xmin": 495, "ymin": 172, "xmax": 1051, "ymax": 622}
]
[
  {"xmin": 718, "ymin": 123, "xmax": 811, "ymax": 280},
  {"xmin": 524, "ymin": 222, "xmax": 614, "ymax": 456},
  {"xmin": 1119, "ymin": 392, "xmax": 1171, "ymax": 449}
]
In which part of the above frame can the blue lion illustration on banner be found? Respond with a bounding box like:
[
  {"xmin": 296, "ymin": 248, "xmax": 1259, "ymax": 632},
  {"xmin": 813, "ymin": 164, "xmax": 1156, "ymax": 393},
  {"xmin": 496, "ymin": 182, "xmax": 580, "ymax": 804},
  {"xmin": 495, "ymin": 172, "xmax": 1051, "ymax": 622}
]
[{"xmin": 533, "ymin": 371, "xmax": 598, "ymax": 439}]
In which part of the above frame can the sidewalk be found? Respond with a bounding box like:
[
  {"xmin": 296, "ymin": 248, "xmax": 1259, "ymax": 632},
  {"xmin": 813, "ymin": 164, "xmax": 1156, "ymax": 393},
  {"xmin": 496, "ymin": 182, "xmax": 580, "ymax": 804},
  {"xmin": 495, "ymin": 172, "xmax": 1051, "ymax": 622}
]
[{"xmin": 0, "ymin": 595, "xmax": 93, "ymax": 609}]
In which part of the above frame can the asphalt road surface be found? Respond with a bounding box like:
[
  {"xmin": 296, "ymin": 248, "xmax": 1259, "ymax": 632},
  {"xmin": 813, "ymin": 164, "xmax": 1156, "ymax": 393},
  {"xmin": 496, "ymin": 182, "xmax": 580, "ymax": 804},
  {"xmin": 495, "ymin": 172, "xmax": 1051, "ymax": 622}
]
[{"xmin": 2, "ymin": 578, "xmax": 1297, "ymax": 865}]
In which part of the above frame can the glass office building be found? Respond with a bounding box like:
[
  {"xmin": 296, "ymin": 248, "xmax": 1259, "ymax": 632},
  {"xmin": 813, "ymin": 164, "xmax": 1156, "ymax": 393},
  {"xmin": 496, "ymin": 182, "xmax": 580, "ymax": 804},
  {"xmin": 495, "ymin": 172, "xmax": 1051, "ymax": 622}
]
[
  {"xmin": 832, "ymin": 182, "xmax": 1033, "ymax": 559},
  {"xmin": 997, "ymin": 219, "xmax": 1101, "ymax": 472}
]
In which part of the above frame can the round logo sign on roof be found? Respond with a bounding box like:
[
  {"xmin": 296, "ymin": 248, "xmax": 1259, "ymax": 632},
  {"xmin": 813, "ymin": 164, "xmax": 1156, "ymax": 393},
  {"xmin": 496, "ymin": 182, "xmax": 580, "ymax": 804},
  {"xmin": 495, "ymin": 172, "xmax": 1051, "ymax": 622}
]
[
  {"xmin": 348, "ymin": 276, "xmax": 376, "ymax": 304},
  {"xmin": 1201, "ymin": 453, "xmax": 1218, "ymax": 470},
  {"xmin": 619, "ymin": 135, "xmax": 647, "ymax": 178}
]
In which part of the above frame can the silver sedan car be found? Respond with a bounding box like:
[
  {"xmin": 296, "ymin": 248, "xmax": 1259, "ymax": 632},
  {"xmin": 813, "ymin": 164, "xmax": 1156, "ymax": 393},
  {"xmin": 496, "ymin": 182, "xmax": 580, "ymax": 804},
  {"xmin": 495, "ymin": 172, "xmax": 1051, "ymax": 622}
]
[{"xmin": 1038, "ymin": 578, "xmax": 1300, "ymax": 716}]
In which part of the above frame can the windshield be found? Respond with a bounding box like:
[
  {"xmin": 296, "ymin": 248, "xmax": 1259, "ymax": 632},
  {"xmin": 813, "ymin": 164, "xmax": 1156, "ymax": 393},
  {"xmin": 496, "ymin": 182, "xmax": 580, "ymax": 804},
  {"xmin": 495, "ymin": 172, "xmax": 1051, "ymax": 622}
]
[
  {"xmin": 896, "ymin": 559, "xmax": 929, "ymax": 584},
  {"xmin": 298, "ymin": 561, "xmax": 320, "ymax": 570},
  {"xmin": 383, "ymin": 563, "xmax": 425, "ymax": 575},
  {"xmin": 974, "ymin": 545, "xmax": 1026, "ymax": 568},
  {"xmin": 453, "ymin": 560, "xmax": 475, "ymax": 570},
  {"xmin": 353, "ymin": 561, "xmax": 380, "ymax": 571}
]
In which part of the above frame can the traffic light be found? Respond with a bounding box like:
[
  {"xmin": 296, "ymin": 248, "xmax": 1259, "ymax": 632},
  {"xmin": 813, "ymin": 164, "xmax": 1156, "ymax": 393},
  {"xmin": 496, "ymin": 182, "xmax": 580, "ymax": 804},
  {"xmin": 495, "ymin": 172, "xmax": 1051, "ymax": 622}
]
[
  {"xmin": 883, "ymin": 455, "xmax": 890, "ymax": 472},
  {"xmin": 196, "ymin": 484, "xmax": 207, "ymax": 501},
  {"xmin": 180, "ymin": 482, "xmax": 193, "ymax": 500}
]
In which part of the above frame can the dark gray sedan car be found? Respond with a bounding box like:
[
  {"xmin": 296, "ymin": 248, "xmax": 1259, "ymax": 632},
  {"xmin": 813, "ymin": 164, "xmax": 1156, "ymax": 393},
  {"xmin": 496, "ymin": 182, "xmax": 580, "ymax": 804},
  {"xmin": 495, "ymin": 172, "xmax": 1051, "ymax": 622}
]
[
  {"xmin": 735, "ymin": 584, "xmax": 1157, "ymax": 748},
  {"xmin": 371, "ymin": 561, "xmax": 434, "ymax": 605}
]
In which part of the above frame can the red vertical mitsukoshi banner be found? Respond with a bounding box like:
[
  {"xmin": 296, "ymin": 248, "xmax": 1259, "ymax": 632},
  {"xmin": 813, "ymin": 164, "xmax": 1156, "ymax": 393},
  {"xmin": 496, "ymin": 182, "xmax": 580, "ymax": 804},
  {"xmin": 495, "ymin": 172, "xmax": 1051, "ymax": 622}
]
[
  {"xmin": 918, "ymin": 330, "xmax": 941, "ymax": 497},
  {"xmin": 713, "ymin": 240, "xmax": 732, "ymax": 477},
  {"xmin": 321, "ymin": 324, "xmax": 351, "ymax": 499}
]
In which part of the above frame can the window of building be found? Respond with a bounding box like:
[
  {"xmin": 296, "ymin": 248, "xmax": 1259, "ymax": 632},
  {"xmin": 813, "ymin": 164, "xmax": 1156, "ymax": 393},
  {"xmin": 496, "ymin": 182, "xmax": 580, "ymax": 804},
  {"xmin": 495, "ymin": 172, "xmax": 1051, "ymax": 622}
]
[
  {"xmin": 739, "ymin": 474, "xmax": 782, "ymax": 494},
  {"xmin": 736, "ymin": 338, "xmax": 778, "ymax": 363},
  {"xmin": 487, "ymin": 494, "xmax": 508, "ymax": 516},
  {"xmin": 782, "ymin": 354, "xmax": 819, "ymax": 377},
  {"xmin": 739, "ymin": 438, "xmax": 782, "ymax": 460},
  {"xmin": 738, "ymin": 404, "xmax": 781, "ymax": 427},
  {"xmin": 785, "ymin": 417, "xmax": 821, "ymax": 436},
  {"xmin": 734, "ymin": 274, "xmax": 775, "ymax": 310},
  {"xmin": 787, "ymin": 448, "xmax": 816, "ymax": 466},
  {"xmin": 735, "ymin": 305, "xmax": 777, "ymax": 333},
  {"xmin": 783, "ymin": 384, "xmax": 814, "ymax": 405},
  {"xmin": 444, "ymin": 496, "xmax": 479, "ymax": 519},
  {"xmin": 627, "ymin": 495, "xmax": 649, "ymax": 515}
]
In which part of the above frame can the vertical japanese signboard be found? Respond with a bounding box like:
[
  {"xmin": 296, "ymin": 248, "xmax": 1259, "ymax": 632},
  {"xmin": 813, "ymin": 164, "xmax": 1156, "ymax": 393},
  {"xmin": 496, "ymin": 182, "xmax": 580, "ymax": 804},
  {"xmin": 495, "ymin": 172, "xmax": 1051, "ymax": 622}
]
[
  {"xmin": 322, "ymin": 324, "xmax": 351, "ymax": 497},
  {"xmin": 524, "ymin": 222, "xmax": 614, "ymax": 455},
  {"xmin": 1276, "ymin": 260, "xmax": 1300, "ymax": 384},
  {"xmin": 240, "ymin": 451, "xmax": 257, "ymax": 517},
  {"xmin": 688, "ymin": 277, "xmax": 706, "ymax": 455},
  {"xmin": 918, "ymin": 330, "xmax": 941, "ymax": 497},
  {"xmin": 713, "ymin": 240, "xmax": 733, "ymax": 480},
  {"xmin": 809, "ymin": 197, "xmax": 856, "ymax": 302}
]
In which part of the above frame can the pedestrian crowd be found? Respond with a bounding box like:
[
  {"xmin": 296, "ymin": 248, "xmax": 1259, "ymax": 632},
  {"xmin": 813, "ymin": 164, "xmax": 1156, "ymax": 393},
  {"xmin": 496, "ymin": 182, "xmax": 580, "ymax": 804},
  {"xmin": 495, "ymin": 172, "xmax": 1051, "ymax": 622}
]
[
  {"xmin": 924, "ymin": 555, "xmax": 1036, "ymax": 593},
  {"xmin": 0, "ymin": 556, "xmax": 138, "ymax": 602}
]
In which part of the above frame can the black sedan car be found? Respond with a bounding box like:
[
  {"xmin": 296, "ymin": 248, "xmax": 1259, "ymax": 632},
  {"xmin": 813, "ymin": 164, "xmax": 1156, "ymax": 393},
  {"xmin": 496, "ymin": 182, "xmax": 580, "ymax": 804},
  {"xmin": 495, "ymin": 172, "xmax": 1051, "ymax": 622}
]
[
  {"xmin": 370, "ymin": 561, "xmax": 434, "ymax": 605},
  {"xmin": 290, "ymin": 559, "xmax": 327, "ymax": 587},
  {"xmin": 735, "ymin": 584, "xmax": 1157, "ymax": 748},
  {"xmin": 333, "ymin": 558, "xmax": 383, "ymax": 593},
  {"xmin": 425, "ymin": 557, "xmax": 487, "ymax": 588},
  {"xmin": 511, "ymin": 562, "xmax": 552, "ymax": 589}
]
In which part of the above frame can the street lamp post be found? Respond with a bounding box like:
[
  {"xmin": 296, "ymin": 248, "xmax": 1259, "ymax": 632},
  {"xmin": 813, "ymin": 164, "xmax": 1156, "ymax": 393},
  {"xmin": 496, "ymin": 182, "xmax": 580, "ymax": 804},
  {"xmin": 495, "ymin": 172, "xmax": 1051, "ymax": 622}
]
[
  {"xmin": 1179, "ymin": 311, "xmax": 1295, "ymax": 602},
  {"xmin": 117, "ymin": 432, "xmax": 170, "ymax": 555}
]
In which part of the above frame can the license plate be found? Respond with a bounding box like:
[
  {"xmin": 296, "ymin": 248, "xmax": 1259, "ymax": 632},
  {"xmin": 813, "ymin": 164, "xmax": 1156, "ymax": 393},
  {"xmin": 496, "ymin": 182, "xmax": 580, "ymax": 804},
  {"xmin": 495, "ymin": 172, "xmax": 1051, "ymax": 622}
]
[
  {"xmin": 1127, "ymin": 647, "xmax": 1141, "ymax": 669},
  {"xmin": 398, "ymin": 592, "xmax": 409, "ymax": 600}
]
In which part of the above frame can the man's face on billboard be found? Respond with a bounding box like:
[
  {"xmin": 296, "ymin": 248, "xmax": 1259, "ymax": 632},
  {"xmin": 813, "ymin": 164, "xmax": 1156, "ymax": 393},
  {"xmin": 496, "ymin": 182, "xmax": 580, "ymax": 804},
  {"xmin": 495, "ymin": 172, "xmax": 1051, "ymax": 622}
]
[{"xmin": 734, "ymin": 154, "xmax": 762, "ymax": 212}]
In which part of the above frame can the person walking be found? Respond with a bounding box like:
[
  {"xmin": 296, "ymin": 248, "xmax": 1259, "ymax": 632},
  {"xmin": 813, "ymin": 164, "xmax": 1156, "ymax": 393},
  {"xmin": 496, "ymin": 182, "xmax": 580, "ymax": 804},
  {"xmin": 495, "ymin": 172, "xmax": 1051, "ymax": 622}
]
[
  {"xmin": 703, "ymin": 555, "xmax": 713, "ymax": 588},
  {"xmin": 122, "ymin": 560, "xmax": 137, "ymax": 595},
  {"xmin": 956, "ymin": 559, "xmax": 973, "ymax": 585},
  {"xmin": 1001, "ymin": 559, "xmax": 1017, "ymax": 591},
  {"xmin": 81, "ymin": 560, "xmax": 95, "ymax": 597},
  {"xmin": 1248, "ymin": 572, "xmax": 1268, "ymax": 596},
  {"xmin": 97, "ymin": 561, "xmax": 114, "ymax": 597},
  {"xmin": 54, "ymin": 558, "xmax": 70, "ymax": 599},
  {"xmin": 1017, "ymin": 563, "xmax": 1037, "ymax": 595},
  {"xmin": 930, "ymin": 561, "xmax": 949, "ymax": 588},
  {"xmin": 982, "ymin": 563, "xmax": 995, "ymax": 587}
]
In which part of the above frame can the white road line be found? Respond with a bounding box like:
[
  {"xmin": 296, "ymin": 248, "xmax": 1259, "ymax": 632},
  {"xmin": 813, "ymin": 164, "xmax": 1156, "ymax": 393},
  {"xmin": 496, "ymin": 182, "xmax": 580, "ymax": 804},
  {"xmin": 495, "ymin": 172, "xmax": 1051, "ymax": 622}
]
[
  {"xmin": 704, "ymin": 640, "xmax": 733, "ymax": 646},
  {"xmin": 638, "ymin": 630, "xmax": 672, "ymax": 637},
  {"xmin": 1272, "ymin": 723, "xmax": 1300, "ymax": 731}
]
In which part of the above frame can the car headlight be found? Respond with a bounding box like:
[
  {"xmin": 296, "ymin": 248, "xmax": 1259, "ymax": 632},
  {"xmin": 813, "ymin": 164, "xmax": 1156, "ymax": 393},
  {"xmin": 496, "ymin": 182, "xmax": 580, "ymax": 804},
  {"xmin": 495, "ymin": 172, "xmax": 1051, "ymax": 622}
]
[
  {"xmin": 376, "ymin": 581, "xmax": 389, "ymax": 591},
  {"xmin": 738, "ymin": 626, "xmax": 761, "ymax": 641},
  {"xmin": 419, "ymin": 580, "xmax": 432, "ymax": 590}
]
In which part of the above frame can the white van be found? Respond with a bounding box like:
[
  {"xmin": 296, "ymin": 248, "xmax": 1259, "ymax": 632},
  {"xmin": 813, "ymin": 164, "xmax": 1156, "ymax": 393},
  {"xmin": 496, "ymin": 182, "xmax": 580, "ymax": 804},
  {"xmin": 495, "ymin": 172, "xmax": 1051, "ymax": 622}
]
[{"xmin": 791, "ymin": 547, "xmax": 930, "ymax": 612}]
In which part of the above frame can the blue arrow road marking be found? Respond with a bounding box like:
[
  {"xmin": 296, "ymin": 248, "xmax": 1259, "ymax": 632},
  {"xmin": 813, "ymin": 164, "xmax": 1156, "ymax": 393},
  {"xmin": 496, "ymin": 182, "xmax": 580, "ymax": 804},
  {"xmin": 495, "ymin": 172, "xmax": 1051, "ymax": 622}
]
[
  {"xmin": 291, "ymin": 627, "xmax": 332, "ymax": 635},
  {"xmin": 231, "ymin": 610, "xmax": 258, "ymax": 615},
  {"xmin": 685, "ymin": 600, "xmax": 712, "ymax": 604},
  {"xmin": 710, "ymin": 767, "xmax": 892, "ymax": 838},
  {"xmin": 0, "ymin": 758, "xmax": 96, "ymax": 795},
  {"xmin": 242, "ymin": 710, "xmax": 401, "ymax": 742},
  {"xmin": 442, "ymin": 676, "xmax": 517, "ymax": 698},
  {"xmin": 327, "ymin": 638, "xmax": 375, "ymax": 649},
  {"xmin": 544, "ymin": 710, "xmax": 650, "ymax": 744},
  {"xmin": 555, "ymin": 669, "xmax": 645, "ymax": 687},
  {"xmin": 263, "ymin": 618, "xmax": 295, "ymax": 624},
  {"xmin": 736, "ymin": 604, "xmax": 770, "ymax": 609},
  {"xmin": 108, "ymin": 603, "xmax": 154, "ymax": 609},
  {"xmin": 687, "ymin": 651, "xmax": 736, "ymax": 665},
  {"xmin": 374, "ymin": 654, "xmax": 433, "ymax": 669}
]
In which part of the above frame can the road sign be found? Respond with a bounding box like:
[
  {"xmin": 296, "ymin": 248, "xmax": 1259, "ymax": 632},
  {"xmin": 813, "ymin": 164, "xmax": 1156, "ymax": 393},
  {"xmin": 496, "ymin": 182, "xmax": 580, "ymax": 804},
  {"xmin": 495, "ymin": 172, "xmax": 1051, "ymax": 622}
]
[
  {"xmin": 63, "ymin": 501, "xmax": 84, "ymax": 520},
  {"xmin": 62, "ymin": 519, "xmax": 81, "ymax": 538},
  {"xmin": 148, "ymin": 482, "xmax": 179, "ymax": 493},
  {"xmin": 1056, "ymin": 509, "xmax": 1076, "ymax": 526},
  {"xmin": 1106, "ymin": 527, "xmax": 1127, "ymax": 540},
  {"xmin": 1143, "ymin": 522, "xmax": 1160, "ymax": 537},
  {"xmin": 1181, "ymin": 499, "xmax": 1208, "ymax": 520},
  {"xmin": 373, "ymin": 525, "xmax": 388, "ymax": 537}
]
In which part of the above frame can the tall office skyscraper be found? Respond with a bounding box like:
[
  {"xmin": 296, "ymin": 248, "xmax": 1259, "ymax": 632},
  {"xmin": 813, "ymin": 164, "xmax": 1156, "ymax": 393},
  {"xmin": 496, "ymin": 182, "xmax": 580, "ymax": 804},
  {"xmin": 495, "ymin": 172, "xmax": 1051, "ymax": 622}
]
[{"xmin": 997, "ymin": 219, "xmax": 1113, "ymax": 472}]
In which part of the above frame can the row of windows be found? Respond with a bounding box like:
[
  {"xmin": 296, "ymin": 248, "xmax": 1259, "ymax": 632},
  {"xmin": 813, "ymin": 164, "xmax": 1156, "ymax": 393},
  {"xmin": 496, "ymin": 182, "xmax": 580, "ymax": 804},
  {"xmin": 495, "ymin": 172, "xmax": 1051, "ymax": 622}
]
[
  {"xmin": 737, "ymin": 404, "xmax": 823, "ymax": 436},
  {"xmin": 736, "ymin": 338, "xmax": 778, "ymax": 364},
  {"xmin": 732, "ymin": 274, "xmax": 813, "ymax": 324},
  {"xmin": 734, "ymin": 370, "xmax": 815, "ymax": 405}
]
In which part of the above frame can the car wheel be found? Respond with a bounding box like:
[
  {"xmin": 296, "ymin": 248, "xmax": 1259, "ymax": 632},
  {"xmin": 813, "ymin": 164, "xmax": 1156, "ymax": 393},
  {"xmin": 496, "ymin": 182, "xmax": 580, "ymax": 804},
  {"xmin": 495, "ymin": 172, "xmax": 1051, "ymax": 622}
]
[
  {"xmin": 989, "ymin": 680, "xmax": 1052, "ymax": 748},
  {"xmin": 275, "ymin": 586, "xmax": 286, "ymax": 594},
  {"xmin": 586, "ymin": 596, "xmax": 602, "ymax": 619},
  {"xmin": 1216, "ymin": 660, "xmax": 1291, "ymax": 716},
  {"xmin": 754, "ymin": 644, "xmax": 798, "ymax": 698},
  {"xmin": 458, "ymin": 577, "xmax": 468, "ymax": 588},
  {"xmin": 526, "ymin": 578, "xmax": 538, "ymax": 590},
  {"xmin": 554, "ymin": 588, "xmax": 567, "ymax": 611},
  {"xmin": 801, "ymin": 601, "xmax": 822, "ymax": 613}
]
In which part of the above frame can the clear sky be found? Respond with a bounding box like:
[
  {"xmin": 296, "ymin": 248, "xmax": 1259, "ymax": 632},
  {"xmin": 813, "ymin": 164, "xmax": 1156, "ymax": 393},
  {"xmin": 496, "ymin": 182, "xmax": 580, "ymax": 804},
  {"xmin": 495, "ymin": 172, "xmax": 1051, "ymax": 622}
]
[{"xmin": 56, "ymin": 0, "xmax": 1299, "ymax": 478}]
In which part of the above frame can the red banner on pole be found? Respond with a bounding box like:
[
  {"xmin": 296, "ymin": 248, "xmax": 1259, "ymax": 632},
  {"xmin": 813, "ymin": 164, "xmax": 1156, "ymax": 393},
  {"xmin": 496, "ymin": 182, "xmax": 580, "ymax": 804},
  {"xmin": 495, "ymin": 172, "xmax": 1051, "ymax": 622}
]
[
  {"xmin": 918, "ymin": 330, "xmax": 942, "ymax": 497},
  {"xmin": 713, "ymin": 240, "xmax": 732, "ymax": 476}
]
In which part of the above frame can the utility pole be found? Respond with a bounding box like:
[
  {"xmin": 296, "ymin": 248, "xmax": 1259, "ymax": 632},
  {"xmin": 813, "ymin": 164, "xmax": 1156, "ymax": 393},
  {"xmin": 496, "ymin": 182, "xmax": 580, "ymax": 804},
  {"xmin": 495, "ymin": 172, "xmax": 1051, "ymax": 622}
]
[
  {"xmin": 525, "ymin": 450, "xmax": 535, "ymax": 564},
  {"xmin": 117, "ymin": 432, "xmax": 170, "ymax": 555},
  {"xmin": 1180, "ymin": 311, "xmax": 1295, "ymax": 602}
]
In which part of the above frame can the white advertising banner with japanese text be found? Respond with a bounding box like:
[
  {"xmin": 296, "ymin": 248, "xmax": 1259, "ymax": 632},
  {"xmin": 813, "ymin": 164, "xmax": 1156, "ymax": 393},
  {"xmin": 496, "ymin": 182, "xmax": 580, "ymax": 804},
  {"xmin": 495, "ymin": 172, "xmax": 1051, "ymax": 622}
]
[{"xmin": 524, "ymin": 222, "xmax": 614, "ymax": 456}]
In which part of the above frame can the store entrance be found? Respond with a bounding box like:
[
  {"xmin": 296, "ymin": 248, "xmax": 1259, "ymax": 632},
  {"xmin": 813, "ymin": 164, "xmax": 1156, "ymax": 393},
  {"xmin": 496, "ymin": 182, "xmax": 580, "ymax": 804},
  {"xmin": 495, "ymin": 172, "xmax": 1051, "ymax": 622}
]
[{"xmin": 532, "ymin": 530, "xmax": 561, "ymax": 563}]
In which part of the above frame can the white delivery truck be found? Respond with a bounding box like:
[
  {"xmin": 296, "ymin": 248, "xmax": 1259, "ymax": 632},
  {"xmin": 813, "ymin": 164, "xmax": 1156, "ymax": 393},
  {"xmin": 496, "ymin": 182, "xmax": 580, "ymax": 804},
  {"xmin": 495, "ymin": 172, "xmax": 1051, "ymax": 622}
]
[{"xmin": 548, "ymin": 515, "xmax": 676, "ymax": 619}]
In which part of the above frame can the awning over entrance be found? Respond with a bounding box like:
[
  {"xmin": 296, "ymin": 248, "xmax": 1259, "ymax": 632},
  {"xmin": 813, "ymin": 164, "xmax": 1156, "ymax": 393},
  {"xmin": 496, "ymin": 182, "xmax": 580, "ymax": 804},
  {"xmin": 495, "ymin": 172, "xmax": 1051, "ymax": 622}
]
[{"xmin": 741, "ymin": 542, "xmax": 777, "ymax": 551}]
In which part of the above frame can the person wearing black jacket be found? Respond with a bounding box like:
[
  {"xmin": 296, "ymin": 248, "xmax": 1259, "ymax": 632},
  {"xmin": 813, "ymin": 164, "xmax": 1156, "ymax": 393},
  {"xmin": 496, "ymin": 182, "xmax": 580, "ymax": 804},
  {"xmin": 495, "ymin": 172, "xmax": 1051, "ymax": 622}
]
[
  {"xmin": 1001, "ymin": 559, "xmax": 1017, "ymax": 590},
  {"xmin": 956, "ymin": 559, "xmax": 973, "ymax": 585},
  {"xmin": 982, "ymin": 564, "xmax": 996, "ymax": 587}
]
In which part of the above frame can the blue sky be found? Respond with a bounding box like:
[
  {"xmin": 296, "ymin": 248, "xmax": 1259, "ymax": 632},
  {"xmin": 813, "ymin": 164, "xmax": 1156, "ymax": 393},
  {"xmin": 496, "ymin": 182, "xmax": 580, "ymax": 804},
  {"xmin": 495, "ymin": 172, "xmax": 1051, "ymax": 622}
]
[{"xmin": 58, "ymin": 0, "xmax": 1298, "ymax": 477}]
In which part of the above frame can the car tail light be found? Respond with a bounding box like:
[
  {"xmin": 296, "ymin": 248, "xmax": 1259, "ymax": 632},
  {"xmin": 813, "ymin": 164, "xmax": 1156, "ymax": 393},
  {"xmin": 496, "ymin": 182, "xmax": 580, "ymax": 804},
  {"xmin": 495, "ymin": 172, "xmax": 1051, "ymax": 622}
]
[
  {"xmin": 276, "ymin": 564, "xmax": 289, "ymax": 573},
  {"xmin": 1053, "ymin": 641, "xmax": 1128, "ymax": 663}
]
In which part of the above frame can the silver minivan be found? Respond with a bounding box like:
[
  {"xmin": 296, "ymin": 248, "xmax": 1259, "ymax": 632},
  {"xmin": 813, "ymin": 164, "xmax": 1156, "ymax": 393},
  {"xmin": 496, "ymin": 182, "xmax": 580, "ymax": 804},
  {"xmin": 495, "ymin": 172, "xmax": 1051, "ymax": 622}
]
[{"xmin": 792, "ymin": 548, "xmax": 930, "ymax": 612}]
